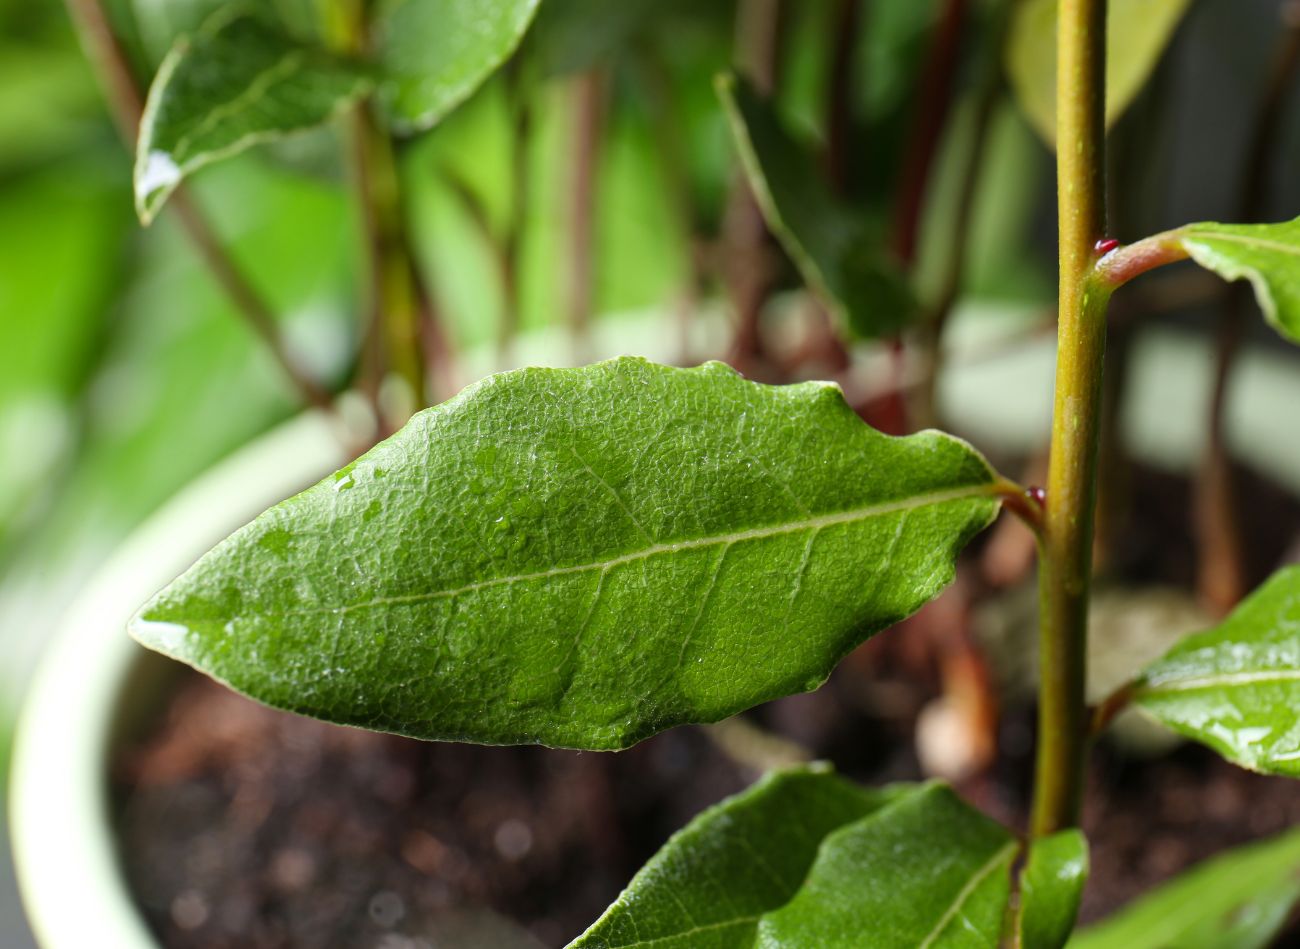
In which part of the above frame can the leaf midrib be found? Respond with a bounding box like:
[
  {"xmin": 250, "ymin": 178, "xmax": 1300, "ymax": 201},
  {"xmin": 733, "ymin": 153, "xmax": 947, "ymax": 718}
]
[
  {"xmin": 1185, "ymin": 230, "xmax": 1300, "ymax": 259},
  {"xmin": 1141, "ymin": 668, "xmax": 1300, "ymax": 694},
  {"xmin": 917, "ymin": 841, "xmax": 1018, "ymax": 949},
  {"xmin": 294, "ymin": 483, "xmax": 997, "ymax": 618}
]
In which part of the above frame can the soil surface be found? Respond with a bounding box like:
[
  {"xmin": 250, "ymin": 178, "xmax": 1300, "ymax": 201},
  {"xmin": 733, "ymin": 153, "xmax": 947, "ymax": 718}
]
[{"xmin": 113, "ymin": 460, "xmax": 1300, "ymax": 948}]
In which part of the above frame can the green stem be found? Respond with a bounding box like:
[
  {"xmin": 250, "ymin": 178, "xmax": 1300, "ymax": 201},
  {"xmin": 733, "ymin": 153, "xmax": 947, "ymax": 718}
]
[
  {"xmin": 1031, "ymin": 0, "xmax": 1109, "ymax": 839},
  {"xmin": 353, "ymin": 104, "xmax": 426, "ymax": 419}
]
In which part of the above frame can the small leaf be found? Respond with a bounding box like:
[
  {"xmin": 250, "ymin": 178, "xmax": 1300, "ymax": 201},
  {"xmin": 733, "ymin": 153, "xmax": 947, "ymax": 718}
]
[
  {"xmin": 757, "ymin": 783, "xmax": 1018, "ymax": 947},
  {"xmin": 1135, "ymin": 565, "xmax": 1300, "ymax": 776},
  {"xmin": 1006, "ymin": 0, "xmax": 1192, "ymax": 146},
  {"xmin": 1069, "ymin": 827, "xmax": 1300, "ymax": 949},
  {"xmin": 569, "ymin": 765, "xmax": 903, "ymax": 949},
  {"xmin": 1175, "ymin": 218, "xmax": 1300, "ymax": 343},
  {"xmin": 717, "ymin": 74, "xmax": 916, "ymax": 340},
  {"xmin": 374, "ymin": 0, "xmax": 541, "ymax": 134},
  {"xmin": 135, "ymin": 11, "xmax": 370, "ymax": 223},
  {"xmin": 131, "ymin": 357, "xmax": 1002, "ymax": 750},
  {"xmin": 1019, "ymin": 830, "xmax": 1088, "ymax": 949}
]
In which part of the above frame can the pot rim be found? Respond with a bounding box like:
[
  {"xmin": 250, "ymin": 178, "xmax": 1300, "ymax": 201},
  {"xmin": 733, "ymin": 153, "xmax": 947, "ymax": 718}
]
[{"xmin": 8, "ymin": 411, "xmax": 347, "ymax": 948}]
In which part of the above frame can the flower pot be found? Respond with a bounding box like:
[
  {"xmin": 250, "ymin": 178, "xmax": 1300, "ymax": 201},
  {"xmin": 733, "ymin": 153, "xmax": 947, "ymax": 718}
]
[{"xmin": 9, "ymin": 412, "xmax": 348, "ymax": 948}]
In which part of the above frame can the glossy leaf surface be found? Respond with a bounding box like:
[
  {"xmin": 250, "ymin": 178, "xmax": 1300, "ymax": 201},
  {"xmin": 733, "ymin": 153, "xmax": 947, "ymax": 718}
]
[
  {"xmin": 1019, "ymin": 830, "xmax": 1088, "ymax": 949},
  {"xmin": 757, "ymin": 783, "xmax": 1017, "ymax": 947},
  {"xmin": 135, "ymin": 11, "xmax": 369, "ymax": 223},
  {"xmin": 1006, "ymin": 0, "xmax": 1191, "ymax": 145},
  {"xmin": 374, "ymin": 0, "xmax": 541, "ymax": 133},
  {"xmin": 717, "ymin": 74, "xmax": 915, "ymax": 340},
  {"xmin": 132, "ymin": 358, "xmax": 1001, "ymax": 749},
  {"xmin": 1177, "ymin": 218, "xmax": 1300, "ymax": 343},
  {"xmin": 1135, "ymin": 565, "xmax": 1300, "ymax": 776},
  {"xmin": 570, "ymin": 765, "xmax": 902, "ymax": 949},
  {"xmin": 1070, "ymin": 827, "xmax": 1300, "ymax": 949},
  {"xmin": 575, "ymin": 775, "xmax": 1015, "ymax": 949}
]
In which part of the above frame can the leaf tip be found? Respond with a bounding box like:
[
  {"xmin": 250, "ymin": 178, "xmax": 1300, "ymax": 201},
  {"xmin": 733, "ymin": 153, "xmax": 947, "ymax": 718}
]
[{"xmin": 133, "ymin": 149, "xmax": 182, "ymax": 225}]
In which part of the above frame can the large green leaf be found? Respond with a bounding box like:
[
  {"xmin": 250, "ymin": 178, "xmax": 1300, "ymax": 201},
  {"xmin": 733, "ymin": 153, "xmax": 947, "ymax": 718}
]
[
  {"xmin": 131, "ymin": 357, "xmax": 1002, "ymax": 749},
  {"xmin": 758, "ymin": 783, "xmax": 1017, "ymax": 947},
  {"xmin": 373, "ymin": 0, "xmax": 541, "ymax": 133},
  {"xmin": 1069, "ymin": 827, "xmax": 1300, "ymax": 949},
  {"xmin": 717, "ymin": 74, "xmax": 916, "ymax": 340},
  {"xmin": 1019, "ymin": 831, "xmax": 1088, "ymax": 949},
  {"xmin": 1006, "ymin": 0, "xmax": 1191, "ymax": 146},
  {"xmin": 570, "ymin": 765, "xmax": 903, "ymax": 949},
  {"xmin": 1134, "ymin": 565, "xmax": 1300, "ymax": 776},
  {"xmin": 1176, "ymin": 219, "xmax": 1300, "ymax": 344},
  {"xmin": 574, "ymin": 775, "xmax": 1016, "ymax": 949},
  {"xmin": 134, "ymin": 10, "xmax": 370, "ymax": 223}
]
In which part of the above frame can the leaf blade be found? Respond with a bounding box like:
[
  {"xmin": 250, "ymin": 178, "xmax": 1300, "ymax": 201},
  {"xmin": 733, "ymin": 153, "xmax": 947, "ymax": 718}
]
[
  {"xmin": 1135, "ymin": 565, "xmax": 1300, "ymax": 776},
  {"xmin": 135, "ymin": 11, "xmax": 370, "ymax": 223},
  {"xmin": 1019, "ymin": 830, "xmax": 1088, "ymax": 949},
  {"xmin": 131, "ymin": 357, "xmax": 1001, "ymax": 749},
  {"xmin": 1006, "ymin": 0, "xmax": 1191, "ymax": 146},
  {"xmin": 717, "ymin": 74, "xmax": 916, "ymax": 340},
  {"xmin": 1069, "ymin": 827, "xmax": 1300, "ymax": 949},
  {"xmin": 568, "ymin": 765, "xmax": 902, "ymax": 949},
  {"xmin": 374, "ymin": 0, "xmax": 541, "ymax": 133},
  {"xmin": 756, "ymin": 783, "xmax": 1017, "ymax": 948},
  {"xmin": 1177, "ymin": 218, "xmax": 1300, "ymax": 342}
]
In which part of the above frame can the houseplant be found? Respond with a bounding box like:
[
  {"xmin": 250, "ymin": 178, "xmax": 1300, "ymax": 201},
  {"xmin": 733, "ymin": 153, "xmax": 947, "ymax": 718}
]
[{"xmin": 12, "ymin": 0, "xmax": 1300, "ymax": 946}]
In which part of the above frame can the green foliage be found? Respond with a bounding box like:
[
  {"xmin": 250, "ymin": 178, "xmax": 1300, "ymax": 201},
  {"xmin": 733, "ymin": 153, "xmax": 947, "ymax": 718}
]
[
  {"xmin": 1134, "ymin": 565, "xmax": 1300, "ymax": 777},
  {"xmin": 716, "ymin": 74, "xmax": 916, "ymax": 340},
  {"xmin": 574, "ymin": 773, "xmax": 1017, "ymax": 949},
  {"xmin": 1006, "ymin": 0, "xmax": 1192, "ymax": 146},
  {"xmin": 1019, "ymin": 830, "xmax": 1088, "ymax": 949},
  {"xmin": 1175, "ymin": 218, "xmax": 1300, "ymax": 344},
  {"xmin": 134, "ymin": 10, "xmax": 370, "ymax": 223},
  {"xmin": 1069, "ymin": 827, "xmax": 1300, "ymax": 949},
  {"xmin": 131, "ymin": 357, "xmax": 1002, "ymax": 749},
  {"xmin": 570, "ymin": 765, "xmax": 904, "ymax": 949},
  {"xmin": 373, "ymin": 0, "xmax": 541, "ymax": 133},
  {"xmin": 758, "ymin": 782, "xmax": 1016, "ymax": 947}
]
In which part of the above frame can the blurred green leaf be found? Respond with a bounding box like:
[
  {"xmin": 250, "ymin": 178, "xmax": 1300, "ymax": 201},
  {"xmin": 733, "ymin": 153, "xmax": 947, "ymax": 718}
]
[
  {"xmin": 1020, "ymin": 830, "xmax": 1088, "ymax": 949},
  {"xmin": 758, "ymin": 783, "xmax": 1017, "ymax": 947},
  {"xmin": 1134, "ymin": 565, "xmax": 1300, "ymax": 776},
  {"xmin": 717, "ymin": 74, "xmax": 916, "ymax": 340},
  {"xmin": 135, "ymin": 10, "xmax": 370, "ymax": 223},
  {"xmin": 374, "ymin": 0, "xmax": 540, "ymax": 134},
  {"xmin": 1069, "ymin": 827, "xmax": 1300, "ymax": 949},
  {"xmin": 571, "ymin": 766, "xmax": 905, "ymax": 948},
  {"xmin": 1006, "ymin": 0, "xmax": 1191, "ymax": 146},
  {"xmin": 130, "ymin": 0, "xmax": 322, "ymax": 62},
  {"xmin": 132, "ymin": 358, "xmax": 1001, "ymax": 749},
  {"xmin": 1175, "ymin": 218, "xmax": 1300, "ymax": 344},
  {"xmin": 528, "ymin": 0, "xmax": 660, "ymax": 77}
]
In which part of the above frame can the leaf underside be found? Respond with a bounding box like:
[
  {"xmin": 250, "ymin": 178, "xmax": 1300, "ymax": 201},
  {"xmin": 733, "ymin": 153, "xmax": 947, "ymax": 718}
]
[
  {"xmin": 132, "ymin": 357, "xmax": 1000, "ymax": 750},
  {"xmin": 572, "ymin": 769, "xmax": 1018, "ymax": 949},
  {"xmin": 717, "ymin": 74, "xmax": 915, "ymax": 340},
  {"xmin": 1135, "ymin": 565, "xmax": 1300, "ymax": 777},
  {"xmin": 1069, "ymin": 826, "xmax": 1300, "ymax": 949},
  {"xmin": 134, "ymin": 11, "xmax": 370, "ymax": 223},
  {"xmin": 1176, "ymin": 218, "xmax": 1300, "ymax": 343}
]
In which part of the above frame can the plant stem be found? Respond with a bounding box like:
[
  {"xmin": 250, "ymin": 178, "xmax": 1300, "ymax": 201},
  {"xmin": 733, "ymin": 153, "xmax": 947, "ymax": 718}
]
[
  {"xmin": 64, "ymin": 0, "xmax": 333, "ymax": 413},
  {"xmin": 725, "ymin": 0, "xmax": 784, "ymax": 372},
  {"xmin": 565, "ymin": 70, "xmax": 606, "ymax": 362},
  {"xmin": 1031, "ymin": 0, "xmax": 1109, "ymax": 839}
]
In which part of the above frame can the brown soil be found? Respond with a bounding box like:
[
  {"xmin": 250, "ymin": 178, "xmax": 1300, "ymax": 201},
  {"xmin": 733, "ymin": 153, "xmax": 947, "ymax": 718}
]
[{"xmin": 112, "ymin": 460, "xmax": 1300, "ymax": 948}]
